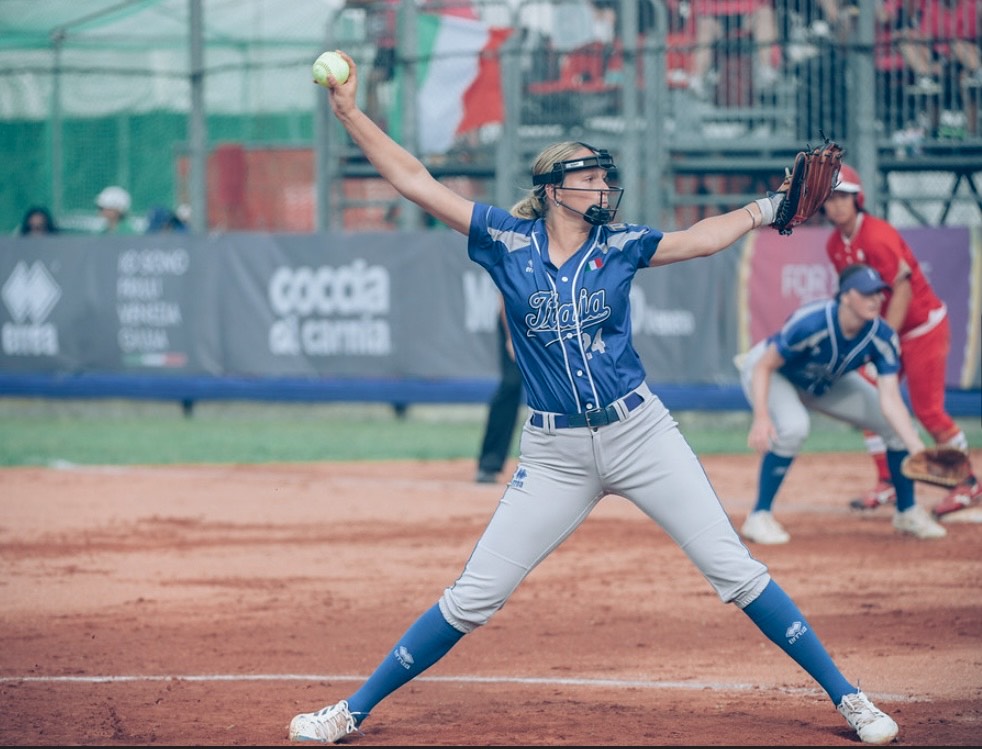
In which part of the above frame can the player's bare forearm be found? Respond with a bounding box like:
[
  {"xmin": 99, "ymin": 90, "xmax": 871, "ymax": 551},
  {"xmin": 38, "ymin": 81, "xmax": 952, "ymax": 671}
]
[
  {"xmin": 747, "ymin": 349, "xmax": 780, "ymax": 452},
  {"xmin": 335, "ymin": 106, "xmax": 418, "ymax": 184},
  {"xmin": 333, "ymin": 107, "xmax": 471, "ymax": 233},
  {"xmin": 878, "ymin": 376, "xmax": 926, "ymax": 454},
  {"xmin": 652, "ymin": 205, "xmax": 758, "ymax": 266},
  {"xmin": 327, "ymin": 52, "xmax": 472, "ymax": 234},
  {"xmin": 748, "ymin": 413, "xmax": 774, "ymax": 453}
]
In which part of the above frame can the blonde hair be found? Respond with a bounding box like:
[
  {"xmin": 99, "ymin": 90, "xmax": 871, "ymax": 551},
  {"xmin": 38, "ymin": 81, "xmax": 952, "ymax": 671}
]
[{"xmin": 509, "ymin": 141, "xmax": 588, "ymax": 219}]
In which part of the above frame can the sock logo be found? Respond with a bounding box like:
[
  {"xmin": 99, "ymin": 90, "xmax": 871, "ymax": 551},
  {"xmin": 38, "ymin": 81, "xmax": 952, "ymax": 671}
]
[
  {"xmin": 785, "ymin": 620, "xmax": 808, "ymax": 645},
  {"xmin": 394, "ymin": 645, "xmax": 414, "ymax": 670}
]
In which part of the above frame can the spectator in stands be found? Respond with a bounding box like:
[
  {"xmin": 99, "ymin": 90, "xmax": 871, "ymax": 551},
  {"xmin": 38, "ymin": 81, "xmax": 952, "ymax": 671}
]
[
  {"xmin": 687, "ymin": 0, "xmax": 781, "ymax": 100},
  {"xmin": 885, "ymin": 0, "xmax": 980, "ymax": 138},
  {"xmin": 899, "ymin": 0, "xmax": 981, "ymax": 95},
  {"xmin": 782, "ymin": 0, "xmax": 854, "ymax": 140},
  {"xmin": 865, "ymin": 1, "xmax": 925, "ymax": 138},
  {"xmin": 17, "ymin": 205, "xmax": 58, "ymax": 236},
  {"xmin": 812, "ymin": 0, "xmax": 859, "ymax": 38},
  {"xmin": 475, "ymin": 299, "xmax": 523, "ymax": 484},
  {"xmin": 145, "ymin": 205, "xmax": 188, "ymax": 233},
  {"xmin": 784, "ymin": 1, "xmax": 859, "ymax": 56},
  {"xmin": 95, "ymin": 185, "xmax": 136, "ymax": 234},
  {"xmin": 552, "ymin": 0, "xmax": 616, "ymax": 49}
]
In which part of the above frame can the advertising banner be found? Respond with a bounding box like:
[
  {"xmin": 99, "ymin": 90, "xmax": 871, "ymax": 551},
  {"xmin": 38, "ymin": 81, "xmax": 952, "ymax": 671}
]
[
  {"xmin": 739, "ymin": 226, "xmax": 981, "ymax": 389},
  {"xmin": 1, "ymin": 227, "xmax": 978, "ymax": 393}
]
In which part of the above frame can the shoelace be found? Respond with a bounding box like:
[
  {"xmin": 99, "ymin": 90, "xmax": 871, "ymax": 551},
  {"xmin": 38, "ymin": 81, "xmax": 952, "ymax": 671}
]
[
  {"xmin": 839, "ymin": 694, "xmax": 884, "ymax": 729},
  {"xmin": 313, "ymin": 703, "xmax": 355, "ymax": 740}
]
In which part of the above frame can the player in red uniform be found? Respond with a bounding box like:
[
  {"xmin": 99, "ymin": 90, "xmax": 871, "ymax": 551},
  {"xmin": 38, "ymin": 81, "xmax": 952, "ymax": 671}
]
[{"xmin": 823, "ymin": 164, "xmax": 980, "ymax": 519}]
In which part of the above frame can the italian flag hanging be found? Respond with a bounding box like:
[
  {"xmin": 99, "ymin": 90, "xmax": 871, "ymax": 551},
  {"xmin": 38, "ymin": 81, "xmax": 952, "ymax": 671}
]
[{"xmin": 394, "ymin": 13, "xmax": 512, "ymax": 155}]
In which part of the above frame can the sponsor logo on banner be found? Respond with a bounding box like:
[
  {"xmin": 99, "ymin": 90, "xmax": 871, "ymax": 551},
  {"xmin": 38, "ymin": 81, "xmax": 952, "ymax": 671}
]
[
  {"xmin": 267, "ymin": 259, "xmax": 392, "ymax": 356},
  {"xmin": 117, "ymin": 248, "xmax": 190, "ymax": 368},
  {"xmin": 629, "ymin": 286, "xmax": 695, "ymax": 336},
  {"xmin": 1, "ymin": 261, "xmax": 61, "ymax": 356}
]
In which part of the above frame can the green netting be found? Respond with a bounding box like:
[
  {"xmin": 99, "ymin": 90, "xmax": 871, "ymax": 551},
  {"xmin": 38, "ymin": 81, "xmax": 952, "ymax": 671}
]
[
  {"xmin": 1, "ymin": 110, "xmax": 314, "ymax": 234},
  {"xmin": 0, "ymin": 0, "xmax": 336, "ymax": 233}
]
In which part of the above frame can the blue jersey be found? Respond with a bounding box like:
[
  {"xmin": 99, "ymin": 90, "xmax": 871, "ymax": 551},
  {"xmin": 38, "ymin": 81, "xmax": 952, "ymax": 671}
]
[
  {"xmin": 468, "ymin": 202, "xmax": 663, "ymax": 414},
  {"xmin": 767, "ymin": 299, "xmax": 902, "ymax": 396}
]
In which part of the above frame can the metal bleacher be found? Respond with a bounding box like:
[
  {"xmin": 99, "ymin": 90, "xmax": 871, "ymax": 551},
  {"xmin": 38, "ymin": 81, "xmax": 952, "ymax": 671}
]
[{"xmin": 320, "ymin": 0, "xmax": 982, "ymax": 231}]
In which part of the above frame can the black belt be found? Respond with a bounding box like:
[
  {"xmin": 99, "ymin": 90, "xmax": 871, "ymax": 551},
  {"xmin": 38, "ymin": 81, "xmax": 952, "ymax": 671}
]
[{"xmin": 530, "ymin": 390, "xmax": 645, "ymax": 429}]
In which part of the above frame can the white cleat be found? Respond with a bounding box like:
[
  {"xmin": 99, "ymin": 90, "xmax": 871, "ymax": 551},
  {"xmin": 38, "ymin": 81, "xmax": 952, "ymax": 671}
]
[
  {"xmin": 740, "ymin": 510, "xmax": 791, "ymax": 544},
  {"xmin": 288, "ymin": 700, "xmax": 357, "ymax": 743},
  {"xmin": 892, "ymin": 505, "xmax": 947, "ymax": 539},
  {"xmin": 837, "ymin": 691, "xmax": 899, "ymax": 745}
]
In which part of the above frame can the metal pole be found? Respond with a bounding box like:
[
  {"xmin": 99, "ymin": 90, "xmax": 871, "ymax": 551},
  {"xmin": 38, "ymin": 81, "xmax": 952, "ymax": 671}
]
[
  {"xmin": 188, "ymin": 0, "xmax": 207, "ymax": 233},
  {"xmin": 397, "ymin": 0, "xmax": 421, "ymax": 228},
  {"xmin": 495, "ymin": 5, "xmax": 523, "ymax": 211},
  {"xmin": 315, "ymin": 15, "xmax": 337, "ymax": 232},
  {"xmin": 50, "ymin": 29, "xmax": 65, "ymax": 219},
  {"xmin": 643, "ymin": 0, "xmax": 668, "ymax": 229},
  {"xmin": 852, "ymin": 2, "xmax": 878, "ymax": 213},
  {"xmin": 619, "ymin": 0, "xmax": 641, "ymax": 224}
]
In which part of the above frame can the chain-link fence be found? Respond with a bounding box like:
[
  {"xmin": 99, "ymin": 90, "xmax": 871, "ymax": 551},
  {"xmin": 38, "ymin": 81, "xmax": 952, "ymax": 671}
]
[{"xmin": 2, "ymin": 0, "xmax": 980, "ymax": 235}]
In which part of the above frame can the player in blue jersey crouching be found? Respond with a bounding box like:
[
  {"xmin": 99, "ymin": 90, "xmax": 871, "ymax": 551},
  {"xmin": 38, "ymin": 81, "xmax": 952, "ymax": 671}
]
[
  {"xmin": 737, "ymin": 263, "xmax": 946, "ymax": 545},
  {"xmin": 288, "ymin": 50, "xmax": 899, "ymax": 746}
]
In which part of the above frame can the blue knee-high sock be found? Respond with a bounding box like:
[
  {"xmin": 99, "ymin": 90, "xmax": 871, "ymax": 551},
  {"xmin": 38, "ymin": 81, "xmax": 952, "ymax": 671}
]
[
  {"xmin": 742, "ymin": 580, "xmax": 856, "ymax": 705},
  {"xmin": 753, "ymin": 452, "xmax": 795, "ymax": 513},
  {"xmin": 346, "ymin": 603, "xmax": 465, "ymax": 724},
  {"xmin": 886, "ymin": 449, "xmax": 914, "ymax": 512}
]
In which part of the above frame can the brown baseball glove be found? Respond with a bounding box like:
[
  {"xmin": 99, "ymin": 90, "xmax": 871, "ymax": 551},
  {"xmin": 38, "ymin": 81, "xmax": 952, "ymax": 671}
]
[
  {"xmin": 901, "ymin": 447, "xmax": 972, "ymax": 488},
  {"xmin": 771, "ymin": 136, "xmax": 844, "ymax": 236}
]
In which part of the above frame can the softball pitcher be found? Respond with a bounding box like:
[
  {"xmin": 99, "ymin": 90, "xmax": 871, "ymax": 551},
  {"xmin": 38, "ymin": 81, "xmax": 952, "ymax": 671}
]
[
  {"xmin": 737, "ymin": 263, "xmax": 947, "ymax": 545},
  {"xmin": 289, "ymin": 51, "xmax": 899, "ymax": 746}
]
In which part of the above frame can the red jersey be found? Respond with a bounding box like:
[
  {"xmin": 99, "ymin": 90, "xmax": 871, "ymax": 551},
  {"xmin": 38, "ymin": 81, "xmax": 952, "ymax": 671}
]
[
  {"xmin": 825, "ymin": 213, "xmax": 945, "ymax": 337},
  {"xmin": 917, "ymin": 0, "xmax": 977, "ymax": 42},
  {"xmin": 691, "ymin": 1, "xmax": 770, "ymax": 15}
]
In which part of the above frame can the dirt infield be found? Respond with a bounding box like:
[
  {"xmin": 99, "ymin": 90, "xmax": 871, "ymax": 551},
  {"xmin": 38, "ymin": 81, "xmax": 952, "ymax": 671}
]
[{"xmin": 1, "ymin": 450, "xmax": 980, "ymax": 746}]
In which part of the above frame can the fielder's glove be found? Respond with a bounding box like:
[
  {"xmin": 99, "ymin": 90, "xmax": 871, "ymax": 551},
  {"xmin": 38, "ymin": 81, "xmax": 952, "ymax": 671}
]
[
  {"xmin": 901, "ymin": 447, "xmax": 973, "ymax": 488},
  {"xmin": 768, "ymin": 137, "xmax": 845, "ymax": 236}
]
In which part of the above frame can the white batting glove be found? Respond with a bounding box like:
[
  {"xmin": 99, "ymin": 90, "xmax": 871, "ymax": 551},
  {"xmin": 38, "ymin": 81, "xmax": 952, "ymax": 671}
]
[{"xmin": 755, "ymin": 192, "xmax": 785, "ymax": 226}]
